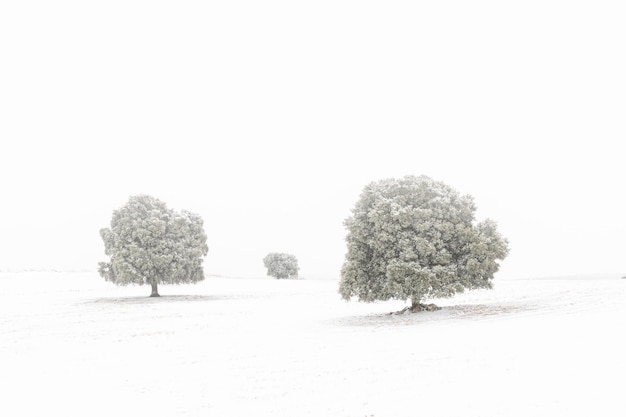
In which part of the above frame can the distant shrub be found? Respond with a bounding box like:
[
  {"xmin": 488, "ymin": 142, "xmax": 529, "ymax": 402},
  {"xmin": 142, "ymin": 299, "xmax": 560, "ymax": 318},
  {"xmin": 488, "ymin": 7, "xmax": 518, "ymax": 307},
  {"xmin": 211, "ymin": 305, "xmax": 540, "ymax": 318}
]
[{"xmin": 263, "ymin": 253, "xmax": 299, "ymax": 279}]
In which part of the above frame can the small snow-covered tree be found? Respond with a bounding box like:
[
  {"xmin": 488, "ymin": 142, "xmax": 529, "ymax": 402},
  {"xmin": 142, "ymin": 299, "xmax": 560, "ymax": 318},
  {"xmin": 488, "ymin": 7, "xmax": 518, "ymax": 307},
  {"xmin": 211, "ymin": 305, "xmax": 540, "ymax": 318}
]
[
  {"xmin": 263, "ymin": 253, "xmax": 299, "ymax": 279},
  {"xmin": 340, "ymin": 175, "xmax": 509, "ymax": 311},
  {"xmin": 98, "ymin": 195, "xmax": 209, "ymax": 297}
]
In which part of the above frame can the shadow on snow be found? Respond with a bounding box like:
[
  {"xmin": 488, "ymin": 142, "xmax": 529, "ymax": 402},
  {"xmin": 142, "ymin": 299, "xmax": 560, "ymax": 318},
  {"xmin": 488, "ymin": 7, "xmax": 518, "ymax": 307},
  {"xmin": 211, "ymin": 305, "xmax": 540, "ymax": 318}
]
[
  {"xmin": 332, "ymin": 303, "xmax": 526, "ymax": 327},
  {"xmin": 88, "ymin": 294, "xmax": 239, "ymax": 304}
]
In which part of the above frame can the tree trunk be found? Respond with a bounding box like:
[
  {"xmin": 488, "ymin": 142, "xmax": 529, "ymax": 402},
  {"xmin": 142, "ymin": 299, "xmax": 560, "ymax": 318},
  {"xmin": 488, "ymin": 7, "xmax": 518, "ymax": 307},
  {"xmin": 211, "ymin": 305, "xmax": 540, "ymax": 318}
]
[
  {"xmin": 150, "ymin": 282, "xmax": 160, "ymax": 297},
  {"xmin": 411, "ymin": 296, "xmax": 421, "ymax": 312}
]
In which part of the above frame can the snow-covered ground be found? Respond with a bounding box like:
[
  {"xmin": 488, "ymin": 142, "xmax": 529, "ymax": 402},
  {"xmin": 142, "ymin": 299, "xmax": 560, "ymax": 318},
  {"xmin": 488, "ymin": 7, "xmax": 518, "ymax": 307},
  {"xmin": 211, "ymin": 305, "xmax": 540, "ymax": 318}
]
[{"xmin": 1, "ymin": 272, "xmax": 624, "ymax": 417}]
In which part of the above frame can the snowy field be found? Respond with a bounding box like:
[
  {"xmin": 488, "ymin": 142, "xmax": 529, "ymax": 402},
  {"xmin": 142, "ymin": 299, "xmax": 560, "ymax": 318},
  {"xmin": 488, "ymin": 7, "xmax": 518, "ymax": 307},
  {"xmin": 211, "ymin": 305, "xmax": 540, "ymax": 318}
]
[{"xmin": 1, "ymin": 272, "xmax": 624, "ymax": 417}]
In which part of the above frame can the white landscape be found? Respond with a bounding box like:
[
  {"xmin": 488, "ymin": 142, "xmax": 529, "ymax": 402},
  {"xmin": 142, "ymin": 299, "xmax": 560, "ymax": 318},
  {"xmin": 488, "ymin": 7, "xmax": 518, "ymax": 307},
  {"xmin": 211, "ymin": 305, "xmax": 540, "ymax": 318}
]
[
  {"xmin": 1, "ymin": 272, "xmax": 624, "ymax": 417},
  {"xmin": 2, "ymin": 1, "xmax": 625, "ymax": 416}
]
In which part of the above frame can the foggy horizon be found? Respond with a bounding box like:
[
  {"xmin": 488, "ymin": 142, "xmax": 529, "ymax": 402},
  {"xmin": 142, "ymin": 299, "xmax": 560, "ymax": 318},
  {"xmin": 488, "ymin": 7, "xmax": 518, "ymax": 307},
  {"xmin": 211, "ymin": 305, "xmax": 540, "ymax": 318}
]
[{"xmin": 2, "ymin": 1, "xmax": 625, "ymax": 280}]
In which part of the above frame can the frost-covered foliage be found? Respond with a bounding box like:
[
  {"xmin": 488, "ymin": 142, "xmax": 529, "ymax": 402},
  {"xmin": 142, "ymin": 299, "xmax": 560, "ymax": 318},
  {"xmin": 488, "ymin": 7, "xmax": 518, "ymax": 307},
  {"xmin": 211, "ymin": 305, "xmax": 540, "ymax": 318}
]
[
  {"xmin": 98, "ymin": 195, "xmax": 209, "ymax": 296},
  {"xmin": 263, "ymin": 253, "xmax": 299, "ymax": 279},
  {"xmin": 339, "ymin": 175, "xmax": 509, "ymax": 308}
]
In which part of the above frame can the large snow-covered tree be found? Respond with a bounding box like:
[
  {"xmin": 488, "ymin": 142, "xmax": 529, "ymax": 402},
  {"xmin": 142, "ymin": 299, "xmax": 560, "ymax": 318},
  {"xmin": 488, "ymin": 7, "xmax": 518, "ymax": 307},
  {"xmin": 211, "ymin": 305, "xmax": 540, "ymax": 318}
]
[
  {"xmin": 98, "ymin": 195, "xmax": 209, "ymax": 297},
  {"xmin": 263, "ymin": 253, "xmax": 299, "ymax": 279},
  {"xmin": 339, "ymin": 175, "xmax": 509, "ymax": 311}
]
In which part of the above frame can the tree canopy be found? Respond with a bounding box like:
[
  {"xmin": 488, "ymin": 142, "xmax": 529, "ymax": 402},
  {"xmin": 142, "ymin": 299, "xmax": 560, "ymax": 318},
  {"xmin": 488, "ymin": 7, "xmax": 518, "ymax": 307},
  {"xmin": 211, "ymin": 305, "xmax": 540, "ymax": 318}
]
[
  {"xmin": 98, "ymin": 195, "xmax": 209, "ymax": 296},
  {"xmin": 339, "ymin": 175, "xmax": 509, "ymax": 310}
]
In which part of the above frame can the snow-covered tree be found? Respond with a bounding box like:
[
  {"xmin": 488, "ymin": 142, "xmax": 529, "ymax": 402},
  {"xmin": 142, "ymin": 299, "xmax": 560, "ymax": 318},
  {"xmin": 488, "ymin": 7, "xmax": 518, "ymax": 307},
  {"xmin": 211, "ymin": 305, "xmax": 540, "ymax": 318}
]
[
  {"xmin": 98, "ymin": 195, "xmax": 209, "ymax": 297},
  {"xmin": 339, "ymin": 175, "xmax": 509, "ymax": 311},
  {"xmin": 263, "ymin": 253, "xmax": 299, "ymax": 279}
]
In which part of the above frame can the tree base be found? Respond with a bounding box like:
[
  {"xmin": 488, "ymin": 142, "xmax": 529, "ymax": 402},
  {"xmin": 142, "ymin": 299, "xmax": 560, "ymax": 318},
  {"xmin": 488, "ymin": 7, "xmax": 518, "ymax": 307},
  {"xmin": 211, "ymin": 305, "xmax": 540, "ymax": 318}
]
[
  {"xmin": 392, "ymin": 303, "xmax": 441, "ymax": 315},
  {"xmin": 150, "ymin": 282, "xmax": 159, "ymax": 297}
]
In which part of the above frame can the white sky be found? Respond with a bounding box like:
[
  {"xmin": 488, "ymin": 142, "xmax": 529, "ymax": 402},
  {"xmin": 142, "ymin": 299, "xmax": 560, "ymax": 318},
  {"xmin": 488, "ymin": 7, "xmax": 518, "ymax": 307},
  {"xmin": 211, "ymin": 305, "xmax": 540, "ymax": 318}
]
[{"xmin": 1, "ymin": 1, "xmax": 625, "ymax": 279}]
